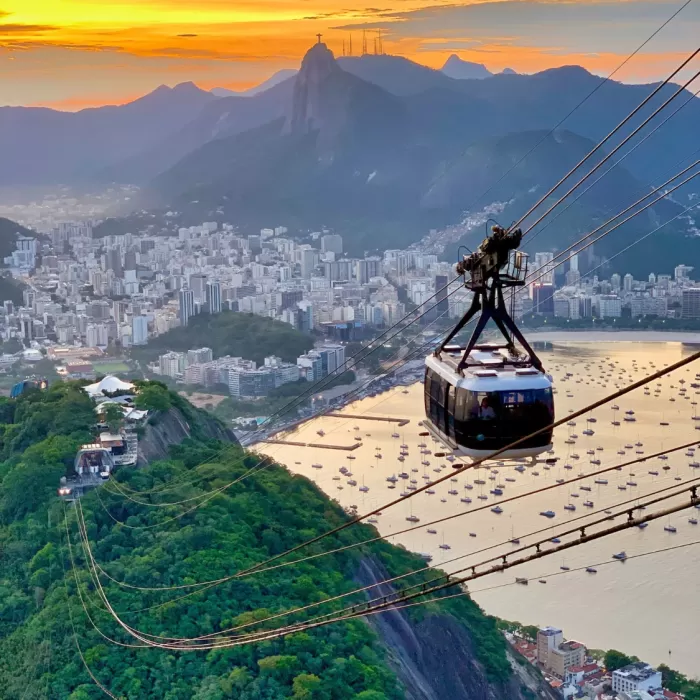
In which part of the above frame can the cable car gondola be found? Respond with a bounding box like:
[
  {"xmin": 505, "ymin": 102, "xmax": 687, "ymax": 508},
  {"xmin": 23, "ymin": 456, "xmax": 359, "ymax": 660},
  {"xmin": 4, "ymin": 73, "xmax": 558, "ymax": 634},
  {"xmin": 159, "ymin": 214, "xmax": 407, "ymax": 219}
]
[{"xmin": 423, "ymin": 225, "xmax": 554, "ymax": 461}]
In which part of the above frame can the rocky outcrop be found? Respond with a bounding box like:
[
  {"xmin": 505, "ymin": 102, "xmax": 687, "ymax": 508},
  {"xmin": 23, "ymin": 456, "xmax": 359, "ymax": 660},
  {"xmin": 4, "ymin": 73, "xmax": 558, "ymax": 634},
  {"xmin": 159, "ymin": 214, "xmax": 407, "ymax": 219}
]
[
  {"xmin": 356, "ymin": 558, "xmax": 558, "ymax": 700},
  {"xmin": 137, "ymin": 405, "xmax": 237, "ymax": 465}
]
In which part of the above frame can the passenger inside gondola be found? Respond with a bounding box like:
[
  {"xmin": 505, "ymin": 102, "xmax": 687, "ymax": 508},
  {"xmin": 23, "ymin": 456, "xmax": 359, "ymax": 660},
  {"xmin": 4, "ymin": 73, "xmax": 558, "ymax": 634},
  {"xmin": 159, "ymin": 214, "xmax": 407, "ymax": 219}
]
[{"xmin": 478, "ymin": 397, "xmax": 496, "ymax": 420}]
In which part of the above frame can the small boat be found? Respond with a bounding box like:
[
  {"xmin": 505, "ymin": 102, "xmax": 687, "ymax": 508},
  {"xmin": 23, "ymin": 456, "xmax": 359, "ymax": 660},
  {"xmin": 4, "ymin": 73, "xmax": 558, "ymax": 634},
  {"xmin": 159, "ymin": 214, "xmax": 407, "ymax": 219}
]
[
  {"xmin": 612, "ymin": 551, "xmax": 627, "ymax": 561},
  {"xmin": 586, "ymin": 567, "xmax": 597, "ymax": 574},
  {"xmin": 540, "ymin": 510, "xmax": 556, "ymax": 519},
  {"xmin": 406, "ymin": 515, "xmax": 420, "ymax": 523},
  {"xmin": 439, "ymin": 543, "xmax": 451, "ymax": 550},
  {"xmin": 515, "ymin": 577, "xmax": 529, "ymax": 585},
  {"xmin": 551, "ymin": 537, "xmax": 561, "ymax": 544},
  {"xmin": 427, "ymin": 528, "xmax": 437, "ymax": 534},
  {"xmin": 491, "ymin": 506, "xmax": 503, "ymax": 514},
  {"xmin": 580, "ymin": 485, "xmax": 592, "ymax": 492},
  {"xmin": 664, "ymin": 525, "xmax": 677, "ymax": 533},
  {"xmin": 419, "ymin": 553, "xmax": 433, "ymax": 562},
  {"xmin": 490, "ymin": 488, "xmax": 503, "ymax": 496},
  {"xmin": 689, "ymin": 518, "xmax": 699, "ymax": 525},
  {"xmin": 583, "ymin": 500, "xmax": 594, "ymax": 507},
  {"xmin": 426, "ymin": 489, "xmax": 435, "ymax": 495},
  {"xmin": 595, "ymin": 479, "xmax": 608, "ymax": 485},
  {"xmin": 359, "ymin": 485, "xmax": 369, "ymax": 493},
  {"xmin": 560, "ymin": 565, "xmax": 570, "ymax": 571},
  {"xmin": 636, "ymin": 522, "xmax": 648, "ymax": 529},
  {"xmin": 649, "ymin": 470, "xmax": 659, "ymax": 476},
  {"xmin": 564, "ymin": 504, "xmax": 576, "ymax": 511},
  {"xmin": 469, "ymin": 532, "xmax": 477, "ymax": 538}
]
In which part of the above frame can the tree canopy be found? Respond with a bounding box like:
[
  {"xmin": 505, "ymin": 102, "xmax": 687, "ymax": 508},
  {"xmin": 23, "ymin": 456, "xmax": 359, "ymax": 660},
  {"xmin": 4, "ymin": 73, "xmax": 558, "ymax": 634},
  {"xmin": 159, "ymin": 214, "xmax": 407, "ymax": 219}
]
[
  {"xmin": 131, "ymin": 311, "xmax": 314, "ymax": 366},
  {"xmin": 0, "ymin": 379, "xmax": 514, "ymax": 699}
]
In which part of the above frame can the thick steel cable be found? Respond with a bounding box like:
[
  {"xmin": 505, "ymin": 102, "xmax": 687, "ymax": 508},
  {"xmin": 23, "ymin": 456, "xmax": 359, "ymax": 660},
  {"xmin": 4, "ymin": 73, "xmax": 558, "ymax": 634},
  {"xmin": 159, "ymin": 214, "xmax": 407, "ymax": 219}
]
[
  {"xmin": 106, "ymin": 275, "xmax": 462, "ymax": 502},
  {"xmin": 234, "ymin": 350, "xmax": 700, "ymax": 577},
  {"xmin": 526, "ymin": 162, "xmax": 700, "ymax": 278},
  {"xmin": 71, "ymin": 489, "xmax": 700, "ymax": 650},
  {"xmin": 524, "ymin": 86, "xmax": 700, "ymax": 248},
  {"xmin": 78, "ymin": 467, "xmax": 700, "ymax": 628},
  {"xmin": 522, "ymin": 201, "xmax": 700, "ymax": 313},
  {"xmin": 85, "ymin": 438, "xmax": 700, "ymax": 600},
  {"xmin": 93, "ymin": 171, "xmax": 695, "ymax": 522},
  {"xmin": 512, "ymin": 46, "xmax": 700, "ymax": 231},
  {"xmin": 426, "ymin": 0, "xmax": 695, "ymax": 230},
  {"xmin": 520, "ymin": 67, "xmax": 700, "ymax": 237},
  {"xmin": 78, "ymin": 352, "xmax": 700, "ymax": 642},
  {"xmin": 103, "ymin": 78, "xmax": 700, "ymax": 505},
  {"xmin": 85, "ymin": 470, "xmax": 700, "ymax": 644},
  {"xmin": 96, "ymin": 285, "xmax": 466, "ymax": 517},
  {"xmin": 109, "ymin": 61, "xmax": 700, "ymax": 503}
]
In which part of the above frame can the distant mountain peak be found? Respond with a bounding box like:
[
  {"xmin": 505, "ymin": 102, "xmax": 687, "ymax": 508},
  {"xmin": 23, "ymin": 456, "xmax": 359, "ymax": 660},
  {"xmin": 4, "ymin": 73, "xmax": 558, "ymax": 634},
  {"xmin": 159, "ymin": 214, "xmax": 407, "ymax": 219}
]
[
  {"xmin": 501, "ymin": 68, "xmax": 517, "ymax": 75},
  {"xmin": 300, "ymin": 42, "xmax": 337, "ymax": 78},
  {"xmin": 172, "ymin": 81, "xmax": 203, "ymax": 93},
  {"xmin": 441, "ymin": 54, "xmax": 493, "ymax": 80},
  {"xmin": 288, "ymin": 42, "xmax": 343, "ymax": 135}
]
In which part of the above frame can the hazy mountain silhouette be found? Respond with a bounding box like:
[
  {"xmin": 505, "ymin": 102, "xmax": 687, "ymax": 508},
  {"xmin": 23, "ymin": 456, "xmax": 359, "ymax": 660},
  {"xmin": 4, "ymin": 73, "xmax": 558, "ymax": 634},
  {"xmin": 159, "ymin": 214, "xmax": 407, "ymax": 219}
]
[
  {"xmin": 211, "ymin": 69, "xmax": 298, "ymax": 97},
  {"xmin": 139, "ymin": 43, "xmax": 698, "ymax": 271},
  {"xmin": 0, "ymin": 83, "xmax": 217, "ymax": 186},
  {"xmin": 442, "ymin": 55, "xmax": 493, "ymax": 80}
]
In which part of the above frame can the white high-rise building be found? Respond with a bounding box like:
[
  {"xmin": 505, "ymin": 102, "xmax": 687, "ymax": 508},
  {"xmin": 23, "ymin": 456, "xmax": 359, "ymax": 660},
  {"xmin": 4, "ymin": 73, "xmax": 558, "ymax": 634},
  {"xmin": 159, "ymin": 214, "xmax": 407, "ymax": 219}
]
[
  {"xmin": 132, "ymin": 316, "xmax": 148, "ymax": 346},
  {"xmin": 534, "ymin": 252, "xmax": 555, "ymax": 285}
]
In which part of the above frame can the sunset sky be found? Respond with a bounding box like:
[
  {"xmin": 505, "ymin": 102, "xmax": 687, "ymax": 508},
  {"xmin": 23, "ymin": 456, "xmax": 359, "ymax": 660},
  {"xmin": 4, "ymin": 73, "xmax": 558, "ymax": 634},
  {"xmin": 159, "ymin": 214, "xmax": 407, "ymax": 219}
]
[{"xmin": 1, "ymin": 0, "xmax": 698, "ymax": 109}]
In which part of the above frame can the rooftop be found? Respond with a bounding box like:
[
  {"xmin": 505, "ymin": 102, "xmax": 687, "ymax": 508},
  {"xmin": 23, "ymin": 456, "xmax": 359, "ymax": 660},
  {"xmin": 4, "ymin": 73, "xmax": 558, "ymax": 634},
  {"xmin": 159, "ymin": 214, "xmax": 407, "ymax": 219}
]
[{"xmin": 613, "ymin": 662, "xmax": 659, "ymax": 681}]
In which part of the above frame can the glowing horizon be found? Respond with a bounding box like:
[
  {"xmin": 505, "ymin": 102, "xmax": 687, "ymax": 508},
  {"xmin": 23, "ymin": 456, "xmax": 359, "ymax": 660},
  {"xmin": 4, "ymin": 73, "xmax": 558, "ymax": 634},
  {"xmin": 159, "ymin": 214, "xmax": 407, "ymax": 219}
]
[{"xmin": 1, "ymin": 0, "xmax": 698, "ymax": 110}]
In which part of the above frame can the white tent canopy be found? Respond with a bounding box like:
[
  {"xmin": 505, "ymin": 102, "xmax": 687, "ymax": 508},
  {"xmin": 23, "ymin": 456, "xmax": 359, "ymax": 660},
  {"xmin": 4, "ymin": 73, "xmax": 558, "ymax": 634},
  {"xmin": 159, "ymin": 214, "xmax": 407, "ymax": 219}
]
[{"xmin": 83, "ymin": 375, "xmax": 135, "ymax": 398}]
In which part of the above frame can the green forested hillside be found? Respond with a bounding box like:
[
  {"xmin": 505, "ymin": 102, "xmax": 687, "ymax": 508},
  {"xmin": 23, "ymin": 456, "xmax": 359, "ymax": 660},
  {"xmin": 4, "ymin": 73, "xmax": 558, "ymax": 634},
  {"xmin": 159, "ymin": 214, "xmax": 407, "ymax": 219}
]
[
  {"xmin": 131, "ymin": 311, "xmax": 314, "ymax": 366},
  {"xmin": 0, "ymin": 381, "xmax": 515, "ymax": 699}
]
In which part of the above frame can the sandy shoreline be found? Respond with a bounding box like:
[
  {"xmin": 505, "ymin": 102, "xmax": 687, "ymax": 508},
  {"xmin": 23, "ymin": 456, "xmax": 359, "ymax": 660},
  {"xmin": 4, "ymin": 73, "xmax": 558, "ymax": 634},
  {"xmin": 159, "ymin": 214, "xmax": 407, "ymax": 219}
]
[{"xmin": 525, "ymin": 330, "xmax": 700, "ymax": 343}]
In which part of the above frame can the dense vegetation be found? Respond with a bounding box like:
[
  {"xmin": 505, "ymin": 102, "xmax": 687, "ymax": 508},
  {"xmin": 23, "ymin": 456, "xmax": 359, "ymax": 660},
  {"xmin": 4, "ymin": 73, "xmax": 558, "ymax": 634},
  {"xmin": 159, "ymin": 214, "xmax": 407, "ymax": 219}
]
[
  {"xmin": 0, "ymin": 217, "xmax": 36, "ymax": 263},
  {"xmin": 0, "ymin": 380, "xmax": 513, "ymax": 699},
  {"xmin": 131, "ymin": 311, "xmax": 314, "ymax": 366},
  {"xmin": 0, "ymin": 273, "xmax": 25, "ymax": 305}
]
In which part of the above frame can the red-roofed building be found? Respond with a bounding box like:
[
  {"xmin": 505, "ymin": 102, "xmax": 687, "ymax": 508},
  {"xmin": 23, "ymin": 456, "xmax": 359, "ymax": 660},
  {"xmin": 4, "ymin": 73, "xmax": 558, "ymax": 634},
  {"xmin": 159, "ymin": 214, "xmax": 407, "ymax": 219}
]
[{"xmin": 566, "ymin": 662, "xmax": 602, "ymax": 685}]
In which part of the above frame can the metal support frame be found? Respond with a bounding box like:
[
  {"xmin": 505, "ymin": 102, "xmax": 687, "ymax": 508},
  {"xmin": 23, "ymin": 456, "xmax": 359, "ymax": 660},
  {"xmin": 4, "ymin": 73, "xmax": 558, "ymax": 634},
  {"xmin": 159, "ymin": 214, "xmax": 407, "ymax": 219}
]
[{"xmin": 437, "ymin": 274, "xmax": 544, "ymax": 374}]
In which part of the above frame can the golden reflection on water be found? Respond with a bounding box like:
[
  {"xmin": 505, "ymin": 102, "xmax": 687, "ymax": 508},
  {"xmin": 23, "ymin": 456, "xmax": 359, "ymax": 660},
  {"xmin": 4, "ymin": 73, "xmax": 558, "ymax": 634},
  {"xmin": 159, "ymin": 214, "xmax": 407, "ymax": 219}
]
[{"xmin": 259, "ymin": 342, "xmax": 700, "ymax": 675}]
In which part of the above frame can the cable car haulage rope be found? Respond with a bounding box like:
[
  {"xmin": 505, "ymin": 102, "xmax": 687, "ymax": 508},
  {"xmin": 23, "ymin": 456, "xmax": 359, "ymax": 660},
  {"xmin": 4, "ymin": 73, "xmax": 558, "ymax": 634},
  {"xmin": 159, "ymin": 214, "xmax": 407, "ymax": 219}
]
[{"xmin": 423, "ymin": 225, "xmax": 554, "ymax": 460}]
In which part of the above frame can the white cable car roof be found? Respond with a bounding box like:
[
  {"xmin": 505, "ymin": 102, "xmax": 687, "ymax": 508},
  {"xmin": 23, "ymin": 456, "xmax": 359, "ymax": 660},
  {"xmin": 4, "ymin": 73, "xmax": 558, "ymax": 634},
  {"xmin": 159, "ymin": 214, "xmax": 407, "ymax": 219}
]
[{"xmin": 426, "ymin": 347, "xmax": 552, "ymax": 392}]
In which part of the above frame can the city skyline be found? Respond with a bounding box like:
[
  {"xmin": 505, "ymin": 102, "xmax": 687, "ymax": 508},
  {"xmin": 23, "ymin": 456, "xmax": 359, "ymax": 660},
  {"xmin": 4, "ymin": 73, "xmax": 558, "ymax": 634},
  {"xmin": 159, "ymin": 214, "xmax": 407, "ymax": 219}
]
[{"xmin": 1, "ymin": 0, "xmax": 699, "ymax": 108}]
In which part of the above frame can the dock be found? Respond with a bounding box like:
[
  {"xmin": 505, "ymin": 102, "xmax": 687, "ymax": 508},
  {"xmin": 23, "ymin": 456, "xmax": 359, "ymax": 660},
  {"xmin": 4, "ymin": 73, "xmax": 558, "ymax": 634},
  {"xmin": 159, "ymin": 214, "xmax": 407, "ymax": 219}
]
[
  {"xmin": 326, "ymin": 413, "xmax": 411, "ymax": 427},
  {"xmin": 260, "ymin": 439, "xmax": 362, "ymax": 451}
]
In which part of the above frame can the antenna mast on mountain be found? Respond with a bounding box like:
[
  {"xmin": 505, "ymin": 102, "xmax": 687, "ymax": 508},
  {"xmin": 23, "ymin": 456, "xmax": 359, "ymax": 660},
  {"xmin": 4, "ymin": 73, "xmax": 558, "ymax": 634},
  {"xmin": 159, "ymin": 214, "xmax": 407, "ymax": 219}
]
[
  {"xmin": 362, "ymin": 30, "xmax": 368, "ymax": 55},
  {"xmin": 377, "ymin": 29, "xmax": 384, "ymax": 55},
  {"xmin": 349, "ymin": 33, "xmax": 353, "ymax": 56},
  {"xmin": 342, "ymin": 39, "xmax": 346, "ymax": 56}
]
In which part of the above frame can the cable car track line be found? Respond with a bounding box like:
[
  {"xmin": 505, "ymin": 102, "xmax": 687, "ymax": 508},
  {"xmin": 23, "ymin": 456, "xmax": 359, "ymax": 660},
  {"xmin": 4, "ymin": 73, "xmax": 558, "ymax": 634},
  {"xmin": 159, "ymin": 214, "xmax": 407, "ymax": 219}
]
[
  {"xmin": 212, "ymin": 353, "xmax": 700, "ymax": 577},
  {"xmin": 82, "ymin": 473, "xmax": 700, "ymax": 643},
  {"xmin": 70, "ymin": 490, "xmax": 700, "ymax": 649},
  {"xmin": 511, "ymin": 46, "xmax": 700, "ymax": 232},
  {"xmin": 523, "ymin": 86, "xmax": 700, "ymax": 247},
  {"xmin": 423, "ymin": 0, "xmax": 694, "ymax": 232},
  {"xmin": 520, "ymin": 67, "xmax": 700, "ymax": 238},
  {"xmin": 100, "ymin": 169, "xmax": 697, "ymax": 512}
]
